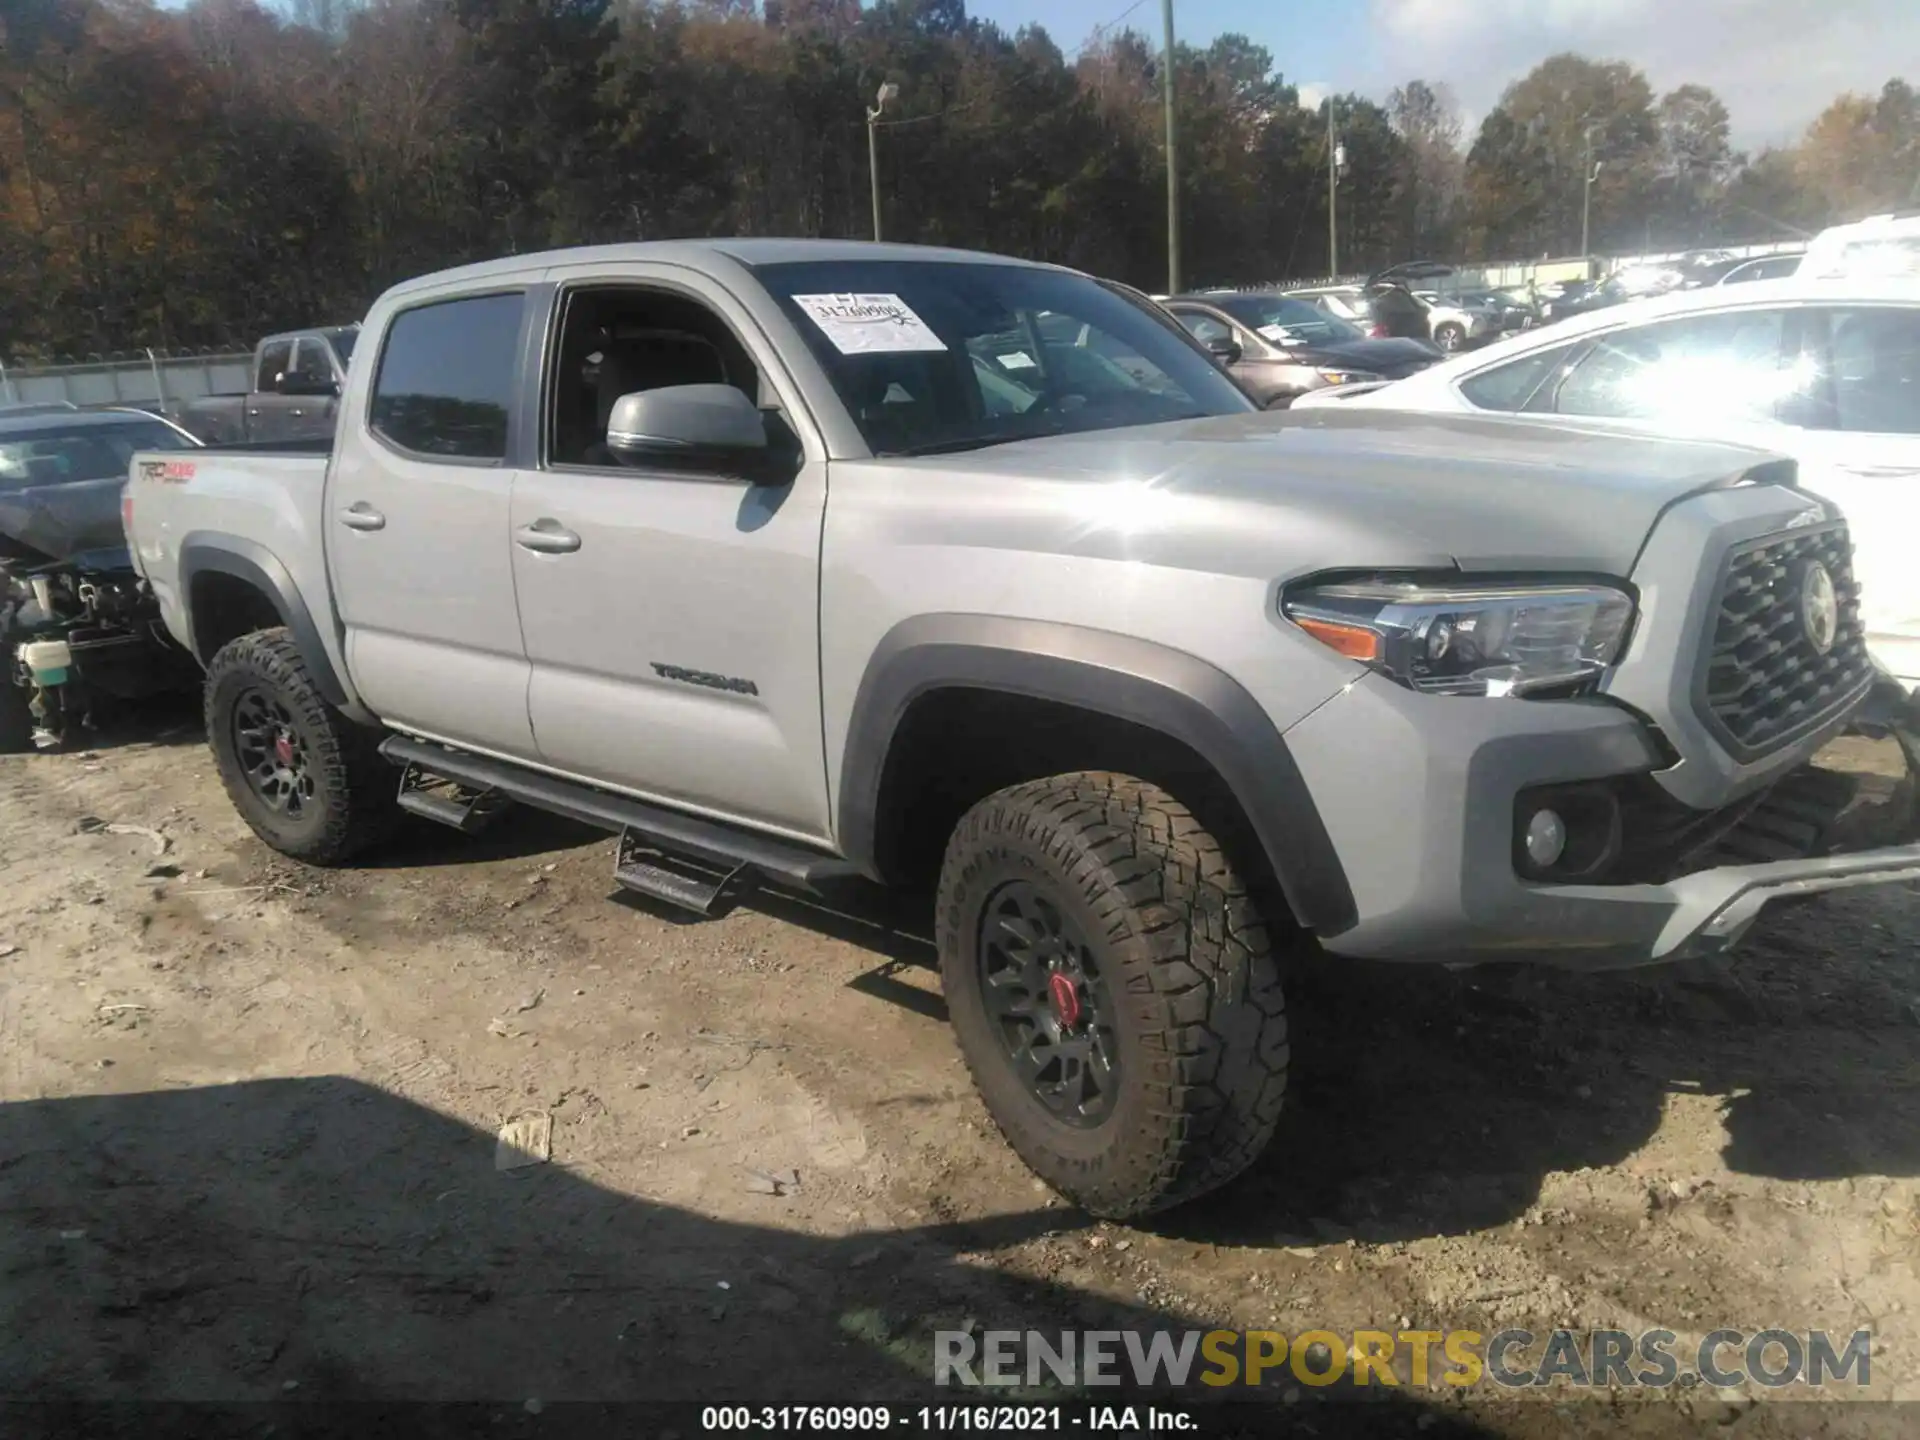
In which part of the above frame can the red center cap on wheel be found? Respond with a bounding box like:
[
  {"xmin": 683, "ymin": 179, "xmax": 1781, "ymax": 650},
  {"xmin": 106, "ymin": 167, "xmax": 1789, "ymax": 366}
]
[
  {"xmin": 1048, "ymin": 972, "xmax": 1081, "ymax": 1030},
  {"xmin": 275, "ymin": 736, "xmax": 295, "ymax": 766}
]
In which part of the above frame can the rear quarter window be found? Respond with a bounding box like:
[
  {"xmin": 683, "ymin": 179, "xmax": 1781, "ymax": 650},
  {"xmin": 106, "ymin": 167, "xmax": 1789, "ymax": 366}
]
[{"xmin": 1457, "ymin": 344, "xmax": 1577, "ymax": 411}]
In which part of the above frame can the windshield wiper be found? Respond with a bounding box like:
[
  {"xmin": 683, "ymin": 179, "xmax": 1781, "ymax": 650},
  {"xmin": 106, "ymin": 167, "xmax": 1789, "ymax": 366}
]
[
  {"xmin": 880, "ymin": 433, "xmax": 1048, "ymax": 458},
  {"xmin": 880, "ymin": 409, "xmax": 1216, "ymax": 459}
]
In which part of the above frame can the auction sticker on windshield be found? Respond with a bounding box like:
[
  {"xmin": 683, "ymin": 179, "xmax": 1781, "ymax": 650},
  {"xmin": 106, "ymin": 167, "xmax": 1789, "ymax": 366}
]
[{"xmin": 792, "ymin": 293, "xmax": 947, "ymax": 354}]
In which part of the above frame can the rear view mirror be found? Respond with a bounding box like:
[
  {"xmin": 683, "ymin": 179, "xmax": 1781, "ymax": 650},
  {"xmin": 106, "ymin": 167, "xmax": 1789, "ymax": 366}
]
[
  {"xmin": 1205, "ymin": 336, "xmax": 1243, "ymax": 365},
  {"xmin": 605, "ymin": 384, "xmax": 774, "ymax": 477},
  {"xmin": 278, "ymin": 373, "xmax": 340, "ymax": 398}
]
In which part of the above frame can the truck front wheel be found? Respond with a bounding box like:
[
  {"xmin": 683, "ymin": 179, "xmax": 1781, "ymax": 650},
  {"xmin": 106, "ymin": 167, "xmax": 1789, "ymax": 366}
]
[
  {"xmin": 205, "ymin": 628, "xmax": 398, "ymax": 864},
  {"xmin": 936, "ymin": 772, "xmax": 1289, "ymax": 1217}
]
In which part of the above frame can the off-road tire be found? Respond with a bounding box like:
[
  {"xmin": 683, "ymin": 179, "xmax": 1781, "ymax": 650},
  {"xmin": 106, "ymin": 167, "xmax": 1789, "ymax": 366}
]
[
  {"xmin": 205, "ymin": 628, "xmax": 398, "ymax": 864},
  {"xmin": 0, "ymin": 678, "xmax": 34, "ymax": 754},
  {"xmin": 936, "ymin": 772, "xmax": 1289, "ymax": 1218},
  {"xmin": 1433, "ymin": 321, "xmax": 1466, "ymax": 352}
]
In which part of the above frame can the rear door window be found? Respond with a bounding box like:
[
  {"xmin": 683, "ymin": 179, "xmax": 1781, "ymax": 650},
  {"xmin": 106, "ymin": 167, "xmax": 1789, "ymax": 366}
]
[
  {"xmin": 1809, "ymin": 307, "xmax": 1920, "ymax": 435},
  {"xmin": 1549, "ymin": 308, "xmax": 1790, "ymax": 423},
  {"xmin": 369, "ymin": 293, "xmax": 525, "ymax": 460}
]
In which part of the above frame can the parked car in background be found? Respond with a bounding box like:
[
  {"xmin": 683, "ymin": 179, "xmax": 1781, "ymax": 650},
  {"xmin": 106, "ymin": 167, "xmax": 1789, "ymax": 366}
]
[
  {"xmin": 1410, "ymin": 289, "xmax": 1503, "ymax": 351},
  {"xmin": 1539, "ymin": 275, "xmax": 1630, "ymax": 324},
  {"xmin": 1, "ymin": 406, "xmax": 202, "ymax": 749},
  {"xmin": 171, "ymin": 326, "xmax": 358, "ymax": 446},
  {"xmin": 1457, "ymin": 287, "xmax": 1535, "ymax": 333},
  {"xmin": 1163, "ymin": 293, "xmax": 1440, "ymax": 406},
  {"xmin": 1292, "ymin": 277, "xmax": 1920, "ymax": 689},
  {"xmin": 1802, "ymin": 212, "xmax": 1920, "ymax": 280},
  {"xmin": 1720, "ymin": 254, "xmax": 1803, "ymax": 285},
  {"xmin": 1369, "ymin": 260, "xmax": 1456, "ymax": 288},
  {"xmin": 1284, "ymin": 285, "xmax": 1388, "ymax": 334}
]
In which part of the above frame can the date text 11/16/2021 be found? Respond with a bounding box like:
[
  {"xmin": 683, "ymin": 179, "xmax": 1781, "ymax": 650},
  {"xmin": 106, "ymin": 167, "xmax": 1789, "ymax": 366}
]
[{"xmin": 700, "ymin": 1406, "xmax": 1196, "ymax": 1432}]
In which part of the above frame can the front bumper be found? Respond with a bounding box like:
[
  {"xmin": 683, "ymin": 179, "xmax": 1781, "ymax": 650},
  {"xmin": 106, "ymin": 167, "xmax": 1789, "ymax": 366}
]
[{"xmin": 1285, "ymin": 671, "xmax": 1919, "ymax": 970}]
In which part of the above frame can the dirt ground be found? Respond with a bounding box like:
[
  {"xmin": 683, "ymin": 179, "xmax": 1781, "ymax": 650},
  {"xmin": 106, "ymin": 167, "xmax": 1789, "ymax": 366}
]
[{"xmin": 2, "ymin": 701, "xmax": 1918, "ymax": 1437}]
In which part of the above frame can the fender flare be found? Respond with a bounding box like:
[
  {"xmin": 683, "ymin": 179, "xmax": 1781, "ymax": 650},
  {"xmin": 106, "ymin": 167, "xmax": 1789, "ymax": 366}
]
[
  {"xmin": 836, "ymin": 615, "xmax": 1358, "ymax": 936},
  {"xmin": 178, "ymin": 533, "xmax": 351, "ymax": 710}
]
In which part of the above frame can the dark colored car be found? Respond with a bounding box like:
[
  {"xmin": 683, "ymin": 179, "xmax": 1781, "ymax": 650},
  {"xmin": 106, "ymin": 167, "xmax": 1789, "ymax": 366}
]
[
  {"xmin": 1, "ymin": 407, "xmax": 203, "ymax": 749},
  {"xmin": 1539, "ymin": 277, "xmax": 1630, "ymax": 325},
  {"xmin": 172, "ymin": 326, "xmax": 358, "ymax": 446},
  {"xmin": 1165, "ymin": 293, "xmax": 1441, "ymax": 407}
]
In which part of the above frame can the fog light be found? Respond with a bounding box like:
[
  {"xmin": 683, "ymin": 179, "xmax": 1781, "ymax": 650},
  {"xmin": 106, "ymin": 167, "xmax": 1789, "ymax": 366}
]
[{"xmin": 1524, "ymin": 809, "xmax": 1568, "ymax": 869}]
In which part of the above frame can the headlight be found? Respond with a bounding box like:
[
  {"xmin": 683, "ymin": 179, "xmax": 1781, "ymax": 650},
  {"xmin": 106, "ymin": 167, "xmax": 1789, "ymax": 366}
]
[
  {"xmin": 1281, "ymin": 579, "xmax": 1635, "ymax": 697},
  {"xmin": 1313, "ymin": 368, "xmax": 1381, "ymax": 386}
]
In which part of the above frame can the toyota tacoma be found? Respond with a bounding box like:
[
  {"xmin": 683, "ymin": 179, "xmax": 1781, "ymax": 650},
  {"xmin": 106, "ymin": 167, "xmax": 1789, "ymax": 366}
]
[{"xmin": 123, "ymin": 240, "xmax": 1920, "ymax": 1216}]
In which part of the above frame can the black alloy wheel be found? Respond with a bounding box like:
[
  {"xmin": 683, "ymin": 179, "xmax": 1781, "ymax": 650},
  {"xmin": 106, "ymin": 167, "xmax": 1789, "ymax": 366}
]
[{"xmin": 976, "ymin": 879, "xmax": 1120, "ymax": 1129}]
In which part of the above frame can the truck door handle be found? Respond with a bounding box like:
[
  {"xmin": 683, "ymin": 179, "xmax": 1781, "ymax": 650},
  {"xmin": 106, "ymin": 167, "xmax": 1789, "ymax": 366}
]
[
  {"xmin": 338, "ymin": 503, "xmax": 386, "ymax": 532},
  {"xmin": 515, "ymin": 520, "xmax": 582, "ymax": 555}
]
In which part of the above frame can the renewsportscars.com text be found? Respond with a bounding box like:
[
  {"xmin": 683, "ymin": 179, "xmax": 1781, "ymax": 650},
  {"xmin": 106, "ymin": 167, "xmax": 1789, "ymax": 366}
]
[{"xmin": 935, "ymin": 1327, "xmax": 1873, "ymax": 1391}]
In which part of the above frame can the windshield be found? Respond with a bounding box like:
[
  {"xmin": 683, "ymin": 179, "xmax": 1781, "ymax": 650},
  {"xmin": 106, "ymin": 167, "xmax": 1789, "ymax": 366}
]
[
  {"xmin": 0, "ymin": 418, "xmax": 193, "ymax": 493},
  {"xmin": 327, "ymin": 327, "xmax": 358, "ymax": 364},
  {"xmin": 1212, "ymin": 294, "xmax": 1366, "ymax": 345},
  {"xmin": 751, "ymin": 260, "xmax": 1252, "ymax": 456}
]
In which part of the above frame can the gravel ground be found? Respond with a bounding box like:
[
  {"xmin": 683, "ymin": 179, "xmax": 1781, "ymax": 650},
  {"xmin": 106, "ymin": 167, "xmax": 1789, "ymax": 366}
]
[{"xmin": 1, "ymin": 702, "xmax": 1917, "ymax": 1437}]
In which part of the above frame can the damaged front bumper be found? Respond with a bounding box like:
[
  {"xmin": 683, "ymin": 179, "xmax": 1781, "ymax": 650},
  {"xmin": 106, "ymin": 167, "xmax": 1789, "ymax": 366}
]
[
  {"xmin": 1668, "ymin": 845, "xmax": 1920, "ymax": 955},
  {"xmin": 1551, "ymin": 842, "xmax": 1920, "ymax": 964},
  {"xmin": 1292, "ymin": 669, "xmax": 1920, "ymax": 970}
]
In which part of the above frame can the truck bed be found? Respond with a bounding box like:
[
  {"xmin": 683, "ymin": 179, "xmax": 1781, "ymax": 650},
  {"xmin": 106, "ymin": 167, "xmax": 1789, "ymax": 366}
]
[{"xmin": 124, "ymin": 448, "xmax": 338, "ymax": 678}]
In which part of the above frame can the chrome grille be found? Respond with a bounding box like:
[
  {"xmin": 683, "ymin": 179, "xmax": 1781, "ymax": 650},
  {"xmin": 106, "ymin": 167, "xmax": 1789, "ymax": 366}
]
[{"xmin": 1699, "ymin": 524, "xmax": 1873, "ymax": 758}]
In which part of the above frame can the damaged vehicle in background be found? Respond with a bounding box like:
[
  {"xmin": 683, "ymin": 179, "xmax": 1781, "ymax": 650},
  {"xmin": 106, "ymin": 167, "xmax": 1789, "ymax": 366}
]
[{"xmin": 0, "ymin": 405, "xmax": 203, "ymax": 751}]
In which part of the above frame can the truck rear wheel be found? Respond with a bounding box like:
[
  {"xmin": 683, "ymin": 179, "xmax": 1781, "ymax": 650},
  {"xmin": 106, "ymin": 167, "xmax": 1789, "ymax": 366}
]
[
  {"xmin": 205, "ymin": 628, "xmax": 398, "ymax": 864},
  {"xmin": 935, "ymin": 772, "xmax": 1289, "ymax": 1217},
  {"xmin": 0, "ymin": 679, "xmax": 34, "ymax": 754}
]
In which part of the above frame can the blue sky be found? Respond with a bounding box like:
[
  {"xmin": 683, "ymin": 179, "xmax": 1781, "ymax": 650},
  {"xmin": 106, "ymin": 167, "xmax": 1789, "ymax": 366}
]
[{"xmin": 965, "ymin": 0, "xmax": 1918, "ymax": 150}]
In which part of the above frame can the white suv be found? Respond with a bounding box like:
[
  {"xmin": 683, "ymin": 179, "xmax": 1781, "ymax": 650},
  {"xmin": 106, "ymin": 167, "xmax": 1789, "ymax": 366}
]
[
  {"xmin": 1802, "ymin": 213, "xmax": 1920, "ymax": 281},
  {"xmin": 1293, "ymin": 278, "xmax": 1920, "ymax": 688}
]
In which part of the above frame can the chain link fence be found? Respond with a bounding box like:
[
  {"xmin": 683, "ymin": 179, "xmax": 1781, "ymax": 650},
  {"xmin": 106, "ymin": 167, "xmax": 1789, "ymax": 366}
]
[{"xmin": 0, "ymin": 347, "xmax": 253, "ymax": 413}]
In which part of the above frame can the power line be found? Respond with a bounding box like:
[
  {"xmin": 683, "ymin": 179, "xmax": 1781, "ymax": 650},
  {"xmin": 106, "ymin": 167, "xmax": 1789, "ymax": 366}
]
[{"xmin": 873, "ymin": 0, "xmax": 1152, "ymax": 130}]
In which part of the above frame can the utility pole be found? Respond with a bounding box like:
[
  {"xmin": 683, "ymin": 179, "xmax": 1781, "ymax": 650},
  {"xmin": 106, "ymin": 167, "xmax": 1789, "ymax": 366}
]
[
  {"xmin": 1579, "ymin": 125, "xmax": 1602, "ymax": 265},
  {"xmin": 1162, "ymin": 0, "xmax": 1179, "ymax": 294},
  {"xmin": 1327, "ymin": 99, "xmax": 1339, "ymax": 278},
  {"xmin": 866, "ymin": 82, "xmax": 899, "ymax": 242}
]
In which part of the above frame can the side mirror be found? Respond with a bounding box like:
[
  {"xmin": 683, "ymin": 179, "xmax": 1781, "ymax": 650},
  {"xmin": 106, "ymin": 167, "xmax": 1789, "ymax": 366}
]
[
  {"xmin": 605, "ymin": 384, "xmax": 774, "ymax": 477},
  {"xmin": 1205, "ymin": 336, "xmax": 1243, "ymax": 365}
]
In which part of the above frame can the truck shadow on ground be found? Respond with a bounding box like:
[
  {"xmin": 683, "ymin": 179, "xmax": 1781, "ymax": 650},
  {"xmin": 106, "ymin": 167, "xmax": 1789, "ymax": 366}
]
[
  {"xmin": 720, "ymin": 879, "xmax": 1920, "ymax": 1250},
  {"xmin": 0, "ymin": 1078, "xmax": 1508, "ymax": 1437}
]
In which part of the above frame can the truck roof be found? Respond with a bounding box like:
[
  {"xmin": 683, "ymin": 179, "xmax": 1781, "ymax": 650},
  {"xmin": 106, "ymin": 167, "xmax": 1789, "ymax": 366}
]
[{"xmin": 378, "ymin": 238, "xmax": 1059, "ymax": 304}]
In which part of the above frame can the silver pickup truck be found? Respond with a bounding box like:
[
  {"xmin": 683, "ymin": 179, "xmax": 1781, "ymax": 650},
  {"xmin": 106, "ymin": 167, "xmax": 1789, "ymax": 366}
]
[{"xmin": 125, "ymin": 239, "xmax": 1920, "ymax": 1216}]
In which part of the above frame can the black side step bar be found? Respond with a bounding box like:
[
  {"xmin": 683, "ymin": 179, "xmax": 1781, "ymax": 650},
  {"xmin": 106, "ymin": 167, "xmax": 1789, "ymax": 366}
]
[
  {"xmin": 613, "ymin": 831, "xmax": 748, "ymax": 918},
  {"xmin": 395, "ymin": 761, "xmax": 506, "ymax": 833},
  {"xmin": 378, "ymin": 735, "xmax": 861, "ymax": 898}
]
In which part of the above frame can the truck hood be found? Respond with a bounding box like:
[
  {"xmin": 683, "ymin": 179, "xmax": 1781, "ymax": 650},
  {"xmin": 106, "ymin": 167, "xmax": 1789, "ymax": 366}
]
[{"xmin": 898, "ymin": 407, "xmax": 1796, "ymax": 578}]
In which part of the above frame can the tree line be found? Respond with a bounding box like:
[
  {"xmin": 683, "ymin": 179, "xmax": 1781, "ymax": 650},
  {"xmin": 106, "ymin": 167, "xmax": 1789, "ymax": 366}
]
[{"xmin": 1, "ymin": 0, "xmax": 1915, "ymax": 360}]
